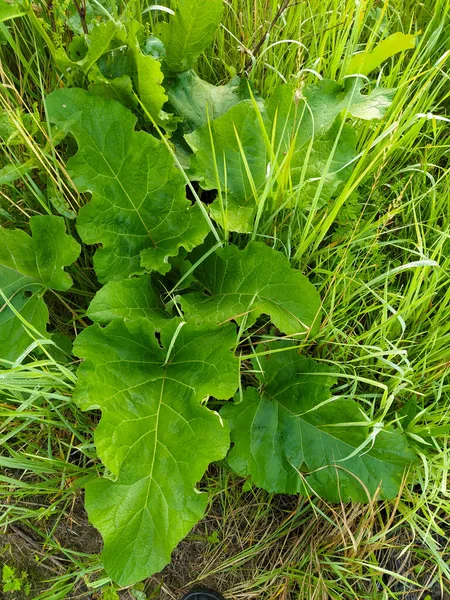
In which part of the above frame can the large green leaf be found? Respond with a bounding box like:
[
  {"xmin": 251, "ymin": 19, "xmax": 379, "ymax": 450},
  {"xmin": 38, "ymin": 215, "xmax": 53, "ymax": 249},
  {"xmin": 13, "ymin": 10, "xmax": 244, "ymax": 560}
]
[
  {"xmin": 181, "ymin": 242, "xmax": 321, "ymax": 337},
  {"xmin": 126, "ymin": 21, "xmax": 171, "ymax": 127},
  {"xmin": 89, "ymin": 47, "xmax": 168, "ymax": 124},
  {"xmin": 162, "ymin": 0, "xmax": 224, "ymax": 72},
  {"xmin": 339, "ymin": 78, "xmax": 395, "ymax": 120},
  {"xmin": 59, "ymin": 20, "xmax": 171, "ymax": 126},
  {"xmin": 0, "ymin": 162, "xmax": 33, "ymax": 186},
  {"xmin": 46, "ymin": 89, "xmax": 209, "ymax": 282},
  {"xmin": 88, "ymin": 66, "xmax": 137, "ymax": 111},
  {"xmin": 132, "ymin": 50, "xmax": 168, "ymax": 122},
  {"xmin": 56, "ymin": 21, "xmax": 118, "ymax": 73},
  {"xmin": 186, "ymin": 100, "xmax": 267, "ymax": 232},
  {"xmin": 222, "ymin": 347, "xmax": 416, "ymax": 501},
  {"xmin": 73, "ymin": 317, "xmax": 239, "ymax": 585},
  {"xmin": 275, "ymin": 119, "xmax": 356, "ymax": 211},
  {"xmin": 167, "ymin": 70, "xmax": 256, "ymax": 131},
  {"xmin": 186, "ymin": 78, "xmax": 393, "ymax": 232},
  {"xmin": 86, "ymin": 276, "xmax": 169, "ymax": 327},
  {"xmin": 0, "ymin": 216, "xmax": 80, "ymax": 362},
  {"xmin": 266, "ymin": 79, "xmax": 395, "ymax": 138}
]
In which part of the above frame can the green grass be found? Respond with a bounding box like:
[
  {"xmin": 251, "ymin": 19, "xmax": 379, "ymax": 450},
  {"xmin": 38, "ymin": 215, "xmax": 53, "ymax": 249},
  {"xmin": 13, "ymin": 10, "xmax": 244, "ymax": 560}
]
[{"xmin": 0, "ymin": 0, "xmax": 449, "ymax": 598}]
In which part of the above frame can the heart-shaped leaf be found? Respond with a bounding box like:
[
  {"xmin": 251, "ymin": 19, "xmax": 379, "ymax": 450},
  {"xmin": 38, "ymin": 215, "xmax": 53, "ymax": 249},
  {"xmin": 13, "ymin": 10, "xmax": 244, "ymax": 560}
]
[{"xmin": 74, "ymin": 317, "xmax": 239, "ymax": 585}]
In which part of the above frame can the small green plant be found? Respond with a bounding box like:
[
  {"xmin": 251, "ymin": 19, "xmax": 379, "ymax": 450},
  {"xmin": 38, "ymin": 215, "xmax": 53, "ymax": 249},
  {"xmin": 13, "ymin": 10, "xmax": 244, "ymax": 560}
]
[
  {"xmin": 100, "ymin": 585, "xmax": 120, "ymax": 600},
  {"xmin": 206, "ymin": 530, "xmax": 220, "ymax": 545},
  {"xmin": 2, "ymin": 564, "xmax": 30, "ymax": 596}
]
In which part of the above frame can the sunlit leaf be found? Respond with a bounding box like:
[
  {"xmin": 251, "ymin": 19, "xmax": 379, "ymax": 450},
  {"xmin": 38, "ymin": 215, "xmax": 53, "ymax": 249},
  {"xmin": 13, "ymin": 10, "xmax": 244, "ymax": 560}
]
[
  {"xmin": 87, "ymin": 276, "xmax": 169, "ymax": 327},
  {"xmin": 181, "ymin": 242, "xmax": 322, "ymax": 337},
  {"xmin": 162, "ymin": 0, "xmax": 224, "ymax": 72},
  {"xmin": 186, "ymin": 76, "xmax": 396, "ymax": 231},
  {"xmin": 0, "ymin": 0, "xmax": 27, "ymax": 22},
  {"xmin": 47, "ymin": 89, "xmax": 209, "ymax": 282},
  {"xmin": 74, "ymin": 317, "xmax": 239, "ymax": 585}
]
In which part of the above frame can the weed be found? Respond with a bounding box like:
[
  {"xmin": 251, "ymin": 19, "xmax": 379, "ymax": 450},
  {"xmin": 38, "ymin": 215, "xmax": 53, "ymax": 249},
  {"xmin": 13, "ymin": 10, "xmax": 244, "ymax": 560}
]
[{"xmin": 0, "ymin": 0, "xmax": 448, "ymax": 597}]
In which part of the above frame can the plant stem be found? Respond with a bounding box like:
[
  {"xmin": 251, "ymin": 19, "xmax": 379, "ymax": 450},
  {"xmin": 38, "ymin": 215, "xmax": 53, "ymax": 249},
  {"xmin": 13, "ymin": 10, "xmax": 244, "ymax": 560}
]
[{"xmin": 244, "ymin": 0, "xmax": 292, "ymax": 75}]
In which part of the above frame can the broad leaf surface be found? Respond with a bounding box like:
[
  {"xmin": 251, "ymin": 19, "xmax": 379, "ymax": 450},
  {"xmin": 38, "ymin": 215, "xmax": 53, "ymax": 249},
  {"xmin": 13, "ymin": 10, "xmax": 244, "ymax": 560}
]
[
  {"xmin": 186, "ymin": 100, "xmax": 267, "ymax": 232},
  {"xmin": 340, "ymin": 79, "xmax": 395, "ymax": 120},
  {"xmin": 61, "ymin": 20, "xmax": 171, "ymax": 126},
  {"xmin": 87, "ymin": 276, "xmax": 169, "ymax": 327},
  {"xmin": 223, "ymin": 348, "xmax": 416, "ymax": 501},
  {"xmin": 167, "ymin": 70, "xmax": 256, "ymax": 131},
  {"xmin": 186, "ymin": 78, "xmax": 393, "ymax": 231},
  {"xmin": 0, "ymin": 216, "xmax": 80, "ymax": 362},
  {"xmin": 47, "ymin": 89, "xmax": 208, "ymax": 282},
  {"xmin": 0, "ymin": 0, "xmax": 27, "ymax": 22},
  {"xmin": 133, "ymin": 50, "xmax": 168, "ymax": 122},
  {"xmin": 346, "ymin": 32, "xmax": 416, "ymax": 76},
  {"xmin": 88, "ymin": 66, "xmax": 137, "ymax": 110},
  {"xmin": 266, "ymin": 79, "xmax": 395, "ymax": 137},
  {"xmin": 277, "ymin": 119, "xmax": 356, "ymax": 211},
  {"xmin": 0, "ymin": 162, "xmax": 32, "ymax": 186},
  {"xmin": 181, "ymin": 242, "xmax": 321, "ymax": 337},
  {"xmin": 89, "ymin": 49, "xmax": 168, "ymax": 125},
  {"xmin": 162, "ymin": 0, "xmax": 224, "ymax": 72},
  {"xmin": 73, "ymin": 317, "xmax": 239, "ymax": 585},
  {"xmin": 126, "ymin": 21, "xmax": 171, "ymax": 127}
]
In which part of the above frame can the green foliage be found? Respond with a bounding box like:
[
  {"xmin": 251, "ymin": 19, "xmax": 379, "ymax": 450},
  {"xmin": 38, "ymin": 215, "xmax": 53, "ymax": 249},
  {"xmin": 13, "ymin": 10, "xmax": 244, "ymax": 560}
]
[
  {"xmin": 56, "ymin": 21, "xmax": 118, "ymax": 73},
  {"xmin": 46, "ymin": 88, "xmax": 208, "ymax": 281},
  {"xmin": 186, "ymin": 78, "xmax": 393, "ymax": 231},
  {"xmin": 100, "ymin": 586, "xmax": 120, "ymax": 600},
  {"xmin": 73, "ymin": 318, "xmax": 239, "ymax": 585},
  {"xmin": 88, "ymin": 65, "xmax": 137, "ymax": 110},
  {"xmin": 0, "ymin": 216, "xmax": 80, "ymax": 362},
  {"xmin": 346, "ymin": 31, "xmax": 417, "ymax": 75},
  {"xmin": 69, "ymin": 233, "xmax": 327, "ymax": 583},
  {"xmin": 181, "ymin": 242, "xmax": 321, "ymax": 337},
  {"xmin": 186, "ymin": 100, "xmax": 267, "ymax": 232},
  {"xmin": 44, "ymin": 0, "xmax": 225, "ymax": 125},
  {"xmin": 54, "ymin": 18, "xmax": 170, "ymax": 125},
  {"xmin": 0, "ymin": 0, "xmax": 434, "ymax": 593},
  {"xmin": 125, "ymin": 21, "xmax": 170, "ymax": 127},
  {"xmin": 2, "ymin": 564, "xmax": 30, "ymax": 595},
  {"xmin": 86, "ymin": 276, "xmax": 169, "ymax": 326},
  {"xmin": 160, "ymin": 0, "xmax": 224, "ymax": 72},
  {"xmin": 167, "ymin": 70, "xmax": 255, "ymax": 131},
  {"xmin": 223, "ymin": 347, "xmax": 416, "ymax": 501},
  {"xmin": 340, "ymin": 78, "xmax": 395, "ymax": 119},
  {"xmin": 0, "ymin": 0, "xmax": 27, "ymax": 23},
  {"xmin": 12, "ymin": 20, "xmax": 413, "ymax": 584},
  {"xmin": 0, "ymin": 162, "xmax": 32, "ymax": 186}
]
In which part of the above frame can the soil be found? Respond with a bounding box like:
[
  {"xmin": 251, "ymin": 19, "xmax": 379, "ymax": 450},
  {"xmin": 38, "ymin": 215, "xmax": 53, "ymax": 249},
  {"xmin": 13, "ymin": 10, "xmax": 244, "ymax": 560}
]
[
  {"xmin": 1, "ymin": 490, "xmax": 449, "ymax": 600},
  {"xmin": 0, "ymin": 492, "xmax": 102, "ymax": 600},
  {"xmin": 1, "ymin": 529, "xmax": 57, "ymax": 599}
]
